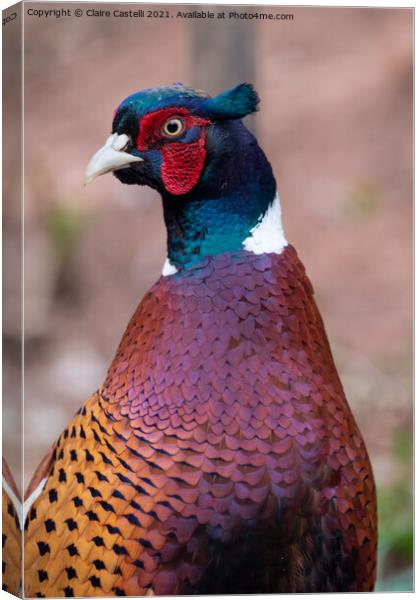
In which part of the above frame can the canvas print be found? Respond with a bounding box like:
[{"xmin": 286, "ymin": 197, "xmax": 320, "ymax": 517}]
[{"xmin": 2, "ymin": 2, "xmax": 413, "ymax": 596}]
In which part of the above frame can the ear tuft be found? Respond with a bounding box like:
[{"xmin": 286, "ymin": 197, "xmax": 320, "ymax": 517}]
[{"xmin": 201, "ymin": 83, "xmax": 260, "ymax": 120}]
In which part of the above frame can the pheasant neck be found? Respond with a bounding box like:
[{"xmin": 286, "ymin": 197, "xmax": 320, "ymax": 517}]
[{"xmin": 161, "ymin": 121, "xmax": 281, "ymax": 272}]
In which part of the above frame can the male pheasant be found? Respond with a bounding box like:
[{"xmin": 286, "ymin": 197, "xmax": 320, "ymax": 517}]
[{"xmin": 23, "ymin": 83, "xmax": 377, "ymax": 596}]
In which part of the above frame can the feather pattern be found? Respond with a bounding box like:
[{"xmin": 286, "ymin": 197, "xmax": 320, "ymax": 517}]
[
  {"xmin": 24, "ymin": 247, "xmax": 377, "ymax": 596},
  {"xmin": 2, "ymin": 459, "xmax": 22, "ymax": 596}
]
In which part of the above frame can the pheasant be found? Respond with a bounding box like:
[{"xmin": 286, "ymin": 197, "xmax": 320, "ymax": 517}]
[{"xmin": 23, "ymin": 83, "xmax": 377, "ymax": 597}]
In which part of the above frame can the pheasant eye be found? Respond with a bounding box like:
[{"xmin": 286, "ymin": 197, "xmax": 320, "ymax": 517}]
[{"xmin": 162, "ymin": 117, "xmax": 185, "ymax": 138}]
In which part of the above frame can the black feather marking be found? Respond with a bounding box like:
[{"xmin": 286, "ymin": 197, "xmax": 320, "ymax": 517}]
[
  {"xmin": 99, "ymin": 500, "xmax": 115, "ymax": 513},
  {"xmin": 65, "ymin": 567, "xmax": 77, "ymax": 580},
  {"xmin": 37, "ymin": 541, "xmax": 50, "ymax": 556},
  {"xmin": 89, "ymin": 575, "xmax": 101, "ymax": 588},
  {"xmin": 113, "ymin": 588, "xmax": 126, "ymax": 596},
  {"xmin": 44, "ymin": 519, "xmax": 56, "ymax": 533},
  {"xmin": 64, "ymin": 586, "xmax": 74, "ymax": 597},
  {"xmin": 93, "ymin": 429, "xmax": 101, "ymax": 443},
  {"xmin": 123, "ymin": 514, "xmax": 141, "ymax": 527},
  {"xmin": 86, "ymin": 510, "xmax": 99, "ymax": 522},
  {"xmin": 105, "ymin": 524, "xmax": 121, "ymax": 535},
  {"xmin": 112, "ymin": 543, "xmax": 128, "ymax": 555},
  {"xmin": 75, "ymin": 472, "xmax": 85, "ymax": 484},
  {"xmin": 111, "ymin": 489, "xmax": 125, "ymax": 500},
  {"xmin": 38, "ymin": 570, "xmax": 48, "ymax": 582},
  {"xmin": 95, "ymin": 470, "xmax": 109, "ymax": 482},
  {"xmin": 99, "ymin": 451, "xmax": 113, "ymax": 465},
  {"xmin": 88, "ymin": 486, "xmax": 102, "ymax": 498},
  {"xmin": 65, "ymin": 518, "xmax": 78, "ymax": 531},
  {"xmin": 92, "ymin": 536, "xmax": 104, "ymax": 547},
  {"xmin": 132, "ymin": 559, "xmax": 144, "ymax": 568},
  {"xmin": 85, "ymin": 449, "xmax": 94, "ymax": 462},
  {"xmin": 66, "ymin": 543, "xmax": 79, "ymax": 557},
  {"xmin": 92, "ymin": 413, "xmax": 110, "ymax": 436}
]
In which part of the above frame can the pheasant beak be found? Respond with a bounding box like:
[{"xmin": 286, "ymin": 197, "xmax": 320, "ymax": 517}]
[{"xmin": 85, "ymin": 133, "xmax": 143, "ymax": 184}]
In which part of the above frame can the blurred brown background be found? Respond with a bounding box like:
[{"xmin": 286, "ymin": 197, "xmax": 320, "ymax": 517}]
[{"xmin": 3, "ymin": 3, "xmax": 412, "ymax": 590}]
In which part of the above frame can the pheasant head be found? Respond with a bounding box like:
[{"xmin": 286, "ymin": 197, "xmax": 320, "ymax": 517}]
[{"xmin": 86, "ymin": 83, "xmax": 285, "ymax": 271}]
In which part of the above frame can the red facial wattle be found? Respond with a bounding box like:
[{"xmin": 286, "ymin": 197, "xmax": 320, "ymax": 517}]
[{"xmin": 136, "ymin": 108, "xmax": 210, "ymax": 195}]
